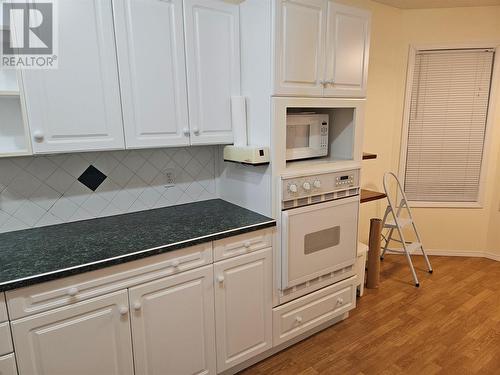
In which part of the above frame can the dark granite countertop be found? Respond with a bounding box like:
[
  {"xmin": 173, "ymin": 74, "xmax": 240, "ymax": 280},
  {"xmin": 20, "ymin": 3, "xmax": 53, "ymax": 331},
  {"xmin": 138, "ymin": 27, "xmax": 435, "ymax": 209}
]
[{"xmin": 0, "ymin": 199, "xmax": 276, "ymax": 292}]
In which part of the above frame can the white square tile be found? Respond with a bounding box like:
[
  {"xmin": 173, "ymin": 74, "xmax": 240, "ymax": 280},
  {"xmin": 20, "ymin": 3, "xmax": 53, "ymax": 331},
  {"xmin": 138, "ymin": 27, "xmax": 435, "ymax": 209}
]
[
  {"xmin": 137, "ymin": 187, "xmax": 162, "ymax": 208},
  {"xmin": 70, "ymin": 206, "xmax": 95, "ymax": 222},
  {"xmin": 162, "ymin": 186, "xmax": 184, "ymax": 205},
  {"xmin": 123, "ymin": 153, "xmax": 146, "ymax": 172},
  {"xmin": 30, "ymin": 184, "xmax": 62, "ymax": 210},
  {"xmin": 136, "ymin": 161, "xmax": 159, "ymax": 184},
  {"xmin": 148, "ymin": 150, "xmax": 169, "ymax": 170},
  {"xmin": 124, "ymin": 175, "xmax": 146, "ymax": 200},
  {"xmin": 172, "ymin": 148, "xmax": 192, "ymax": 168},
  {"xmin": 13, "ymin": 200, "xmax": 46, "ymax": 227},
  {"xmin": 150, "ymin": 173, "xmax": 168, "ymax": 193},
  {"xmin": 0, "ymin": 216, "xmax": 27, "ymax": 233},
  {"xmin": 11, "ymin": 156, "xmax": 32, "ymax": 169},
  {"xmin": 98, "ymin": 202, "xmax": 123, "ymax": 218},
  {"xmin": 95, "ymin": 179, "xmax": 120, "ymax": 202},
  {"xmin": 80, "ymin": 152, "xmax": 102, "ymax": 163},
  {"xmin": 93, "ymin": 153, "xmax": 119, "ymax": 175},
  {"xmin": 64, "ymin": 181, "xmax": 92, "ymax": 206},
  {"xmin": 110, "ymin": 190, "xmax": 136, "ymax": 211},
  {"xmin": 49, "ymin": 197, "xmax": 80, "ymax": 221},
  {"xmin": 82, "ymin": 194, "xmax": 107, "ymax": 216},
  {"xmin": 0, "ymin": 188, "xmax": 24, "ymax": 215},
  {"xmin": 46, "ymin": 169, "xmax": 76, "ymax": 194},
  {"xmin": 185, "ymin": 182, "xmax": 204, "ymax": 200},
  {"xmin": 185, "ymin": 158, "xmax": 203, "ymax": 178},
  {"xmin": 110, "ymin": 150, "xmax": 129, "ymax": 162},
  {"xmin": 61, "ymin": 154, "xmax": 92, "ymax": 178},
  {"xmin": 0, "ymin": 209, "xmax": 10, "ymax": 227},
  {"xmin": 108, "ymin": 163, "xmax": 134, "ymax": 187},
  {"xmin": 46, "ymin": 154, "xmax": 69, "ymax": 166},
  {"xmin": 0, "ymin": 159, "xmax": 21, "ymax": 186},
  {"xmin": 24, "ymin": 157, "xmax": 58, "ymax": 181},
  {"xmin": 128, "ymin": 198, "xmax": 148, "ymax": 213},
  {"xmin": 36, "ymin": 212, "xmax": 64, "ymax": 227},
  {"xmin": 198, "ymin": 189, "xmax": 216, "ymax": 201},
  {"xmin": 7, "ymin": 170, "xmax": 42, "ymax": 197}
]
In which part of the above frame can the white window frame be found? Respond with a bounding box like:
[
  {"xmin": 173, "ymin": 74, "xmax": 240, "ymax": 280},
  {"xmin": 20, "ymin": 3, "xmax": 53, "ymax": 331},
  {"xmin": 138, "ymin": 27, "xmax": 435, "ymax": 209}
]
[{"xmin": 398, "ymin": 42, "xmax": 500, "ymax": 208}]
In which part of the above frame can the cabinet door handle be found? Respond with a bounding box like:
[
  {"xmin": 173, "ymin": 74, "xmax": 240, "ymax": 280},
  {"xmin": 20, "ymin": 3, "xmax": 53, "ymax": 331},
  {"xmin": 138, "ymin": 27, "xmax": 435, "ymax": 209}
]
[
  {"xmin": 33, "ymin": 131, "xmax": 44, "ymax": 142},
  {"xmin": 119, "ymin": 306, "xmax": 129, "ymax": 316},
  {"xmin": 133, "ymin": 302, "xmax": 142, "ymax": 311},
  {"xmin": 337, "ymin": 297, "xmax": 344, "ymax": 305},
  {"xmin": 66, "ymin": 287, "xmax": 79, "ymax": 297},
  {"xmin": 193, "ymin": 128, "xmax": 200, "ymax": 135},
  {"xmin": 328, "ymin": 79, "xmax": 335, "ymax": 85},
  {"xmin": 295, "ymin": 316, "xmax": 303, "ymax": 324},
  {"xmin": 182, "ymin": 128, "xmax": 190, "ymax": 136},
  {"xmin": 217, "ymin": 275, "xmax": 225, "ymax": 284},
  {"xmin": 318, "ymin": 80, "xmax": 326, "ymax": 86}
]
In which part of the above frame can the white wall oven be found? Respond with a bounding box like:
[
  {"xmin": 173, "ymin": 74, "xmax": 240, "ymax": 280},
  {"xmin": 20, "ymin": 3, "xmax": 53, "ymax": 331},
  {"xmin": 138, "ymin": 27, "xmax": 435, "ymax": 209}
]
[
  {"xmin": 286, "ymin": 114, "xmax": 329, "ymax": 161},
  {"xmin": 280, "ymin": 169, "xmax": 360, "ymax": 295}
]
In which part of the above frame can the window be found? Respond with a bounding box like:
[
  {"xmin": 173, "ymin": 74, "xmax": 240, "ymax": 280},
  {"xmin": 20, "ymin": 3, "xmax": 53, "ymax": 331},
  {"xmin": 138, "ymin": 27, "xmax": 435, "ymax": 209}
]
[{"xmin": 402, "ymin": 48, "xmax": 495, "ymax": 205}]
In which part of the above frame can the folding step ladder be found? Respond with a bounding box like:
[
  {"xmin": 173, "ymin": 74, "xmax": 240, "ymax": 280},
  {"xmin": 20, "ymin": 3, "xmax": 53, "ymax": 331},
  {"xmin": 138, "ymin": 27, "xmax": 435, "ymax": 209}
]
[{"xmin": 380, "ymin": 172, "xmax": 433, "ymax": 287}]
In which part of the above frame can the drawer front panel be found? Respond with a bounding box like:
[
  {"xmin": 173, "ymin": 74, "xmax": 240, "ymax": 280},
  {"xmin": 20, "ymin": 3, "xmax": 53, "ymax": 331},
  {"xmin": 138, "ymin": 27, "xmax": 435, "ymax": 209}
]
[
  {"xmin": 0, "ymin": 322, "xmax": 13, "ymax": 356},
  {"xmin": 214, "ymin": 228, "xmax": 273, "ymax": 261},
  {"xmin": 273, "ymin": 276, "xmax": 356, "ymax": 345},
  {"xmin": 7, "ymin": 243, "xmax": 212, "ymax": 319},
  {"xmin": 0, "ymin": 354, "xmax": 17, "ymax": 375},
  {"xmin": 0, "ymin": 294, "xmax": 7, "ymax": 323}
]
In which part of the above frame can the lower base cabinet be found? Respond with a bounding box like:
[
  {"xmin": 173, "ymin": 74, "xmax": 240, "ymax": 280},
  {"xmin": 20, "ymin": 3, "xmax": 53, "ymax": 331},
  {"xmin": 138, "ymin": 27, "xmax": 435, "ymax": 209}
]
[
  {"xmin": 128, "ymin": 265, "xmax": 216, "ymax": 375},
  {"xmin": 11, "ymin": 290, "xmax": 134, "ymax": 375},
  {"xmin": 214, "ymin": 248, "xmax": 273, "ymax": 372}
]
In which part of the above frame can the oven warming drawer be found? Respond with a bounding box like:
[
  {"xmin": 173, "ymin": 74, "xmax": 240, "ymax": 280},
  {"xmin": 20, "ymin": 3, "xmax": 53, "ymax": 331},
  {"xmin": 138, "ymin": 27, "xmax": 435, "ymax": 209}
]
[{"xmin": 281, "ymin": 196, "xmax": 359, "ymax": 290}]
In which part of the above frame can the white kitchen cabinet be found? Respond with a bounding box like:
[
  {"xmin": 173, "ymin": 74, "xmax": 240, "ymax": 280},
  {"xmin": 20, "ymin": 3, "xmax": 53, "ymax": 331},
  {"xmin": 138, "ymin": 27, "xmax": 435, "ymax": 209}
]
[
  {"xmin": 324, "ymin": 2, "xmax": 370, "ymax": 97},
  {"xmin": 128, "ymin": 265, "xmax": 216, "ymax": 375},
  {"xmin": 11, "ymin": 290, "xmax": 134, "ymax": 375},
  {"xmin": 273, "ymin": 0, "xmax": 370, "ymax": 98},
  {"xmin": 184, "ymin": 0, "xmax": 240, "ymax": 145},
  {"xmin": 114, "ymin": 0, "xmax": 191, "ymax": 149},
  {"xmin": 274, "ymin": 0, "xmax": 327, "ymax": 96},
  {"xmin": 22, "ymin": 0, "xmax": 124, "ymax": 153},
  {"xmin": 0, "ymin": 354, "xmax": 18, "ymax": 375},
  {"xmin": 214, "ymin": 247, "xmax": 273, "ymax": 372}
]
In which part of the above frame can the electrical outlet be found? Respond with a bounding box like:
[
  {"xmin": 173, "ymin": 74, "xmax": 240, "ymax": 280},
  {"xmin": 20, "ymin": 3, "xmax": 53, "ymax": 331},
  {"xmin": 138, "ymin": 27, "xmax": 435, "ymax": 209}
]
[{"xmin": 164, "ymin": 168, "xmax": 176, "ymax": 187}]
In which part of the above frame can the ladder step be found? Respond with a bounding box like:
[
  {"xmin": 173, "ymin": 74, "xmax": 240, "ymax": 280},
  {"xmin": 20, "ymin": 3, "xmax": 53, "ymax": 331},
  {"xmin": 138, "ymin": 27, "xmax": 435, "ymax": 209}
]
[
  {"xmin": 406, "ymin": 242, "xmax": 422, "ymax": 253},
  {"xmin": 384, "ymin": 217, "xmax": 413, "ymax": 229}
]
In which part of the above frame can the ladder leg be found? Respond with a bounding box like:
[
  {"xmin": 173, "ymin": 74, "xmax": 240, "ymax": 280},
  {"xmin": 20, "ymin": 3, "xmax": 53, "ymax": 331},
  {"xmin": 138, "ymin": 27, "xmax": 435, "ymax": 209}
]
[
  {"xmin": 403, "ymin": 247, "xmax": 420, "ymax": 287},
  {"xmin": 420, "ymin": 246, "xmax": 433, "ymax": 273},
  {"xmin": 381, "ymin": 228, "xmax": 393, "ymax": 260}
]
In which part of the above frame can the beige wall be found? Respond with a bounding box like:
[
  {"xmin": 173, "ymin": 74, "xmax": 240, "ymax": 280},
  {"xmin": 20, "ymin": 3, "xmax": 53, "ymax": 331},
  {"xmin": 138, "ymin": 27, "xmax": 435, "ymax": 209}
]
[{"xmin": 337, "ymin": 1, "xmax": 500, "ymax": 255}]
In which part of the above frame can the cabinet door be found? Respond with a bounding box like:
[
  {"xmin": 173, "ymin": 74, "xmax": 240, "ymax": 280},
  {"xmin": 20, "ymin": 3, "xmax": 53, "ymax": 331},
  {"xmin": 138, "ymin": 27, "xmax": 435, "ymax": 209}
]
[
  {"xmin": 324, "ymin": 2, "xmax": 370, "ymax": 97},
  {"xmin": 11, "ymin": 290, "xmax": 134, "ymax": 375},
  {"xmin": 128, "ymin": 265, "xmax": 216, "ymax": 375},
  {"xmin": 114, "ymin": 0, "xmax": 190, "ymax": 149},
  {"xmin": 274, "ymin": 0, "xmax": 327, "ymax": 96},
  {"xmin": 214, "ymin": 248, "xmax": 272, "ymax": 372},
  {"xmin": 184, "ymin": 0, "xmax": 240, "ymax": 145},
  {"xmin": 23, "ymin": 0, "xmax": 124, "ymax": 153}
]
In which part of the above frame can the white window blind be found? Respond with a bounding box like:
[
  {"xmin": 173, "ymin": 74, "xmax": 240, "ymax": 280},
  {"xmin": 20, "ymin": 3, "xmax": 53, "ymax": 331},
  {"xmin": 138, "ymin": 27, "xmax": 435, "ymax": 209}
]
[{"xmin": 404, "ymin": 48, "xmax": 494, "ymax": 203}]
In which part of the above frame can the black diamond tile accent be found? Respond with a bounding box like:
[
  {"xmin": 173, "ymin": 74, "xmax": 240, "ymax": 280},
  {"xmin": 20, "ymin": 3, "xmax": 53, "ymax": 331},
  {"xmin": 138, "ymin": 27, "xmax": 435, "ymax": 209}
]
[{"xmin": 78, "ymin": 165, "xmax": 107, "ymax": 191}]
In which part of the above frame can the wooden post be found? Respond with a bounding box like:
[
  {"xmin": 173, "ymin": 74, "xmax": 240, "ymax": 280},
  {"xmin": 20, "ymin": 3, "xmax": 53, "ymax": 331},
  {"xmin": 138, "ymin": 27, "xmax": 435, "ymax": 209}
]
[{"xmin": 366, "ymin": 218, "xmax": 382, "ymax": 289}]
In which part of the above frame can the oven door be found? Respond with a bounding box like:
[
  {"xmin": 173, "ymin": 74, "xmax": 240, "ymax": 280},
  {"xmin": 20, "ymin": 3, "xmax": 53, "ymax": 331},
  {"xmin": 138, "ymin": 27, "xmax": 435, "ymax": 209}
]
[{"xmin": 281, "ymin": 196, "xmax": 359, "ymax": 289}]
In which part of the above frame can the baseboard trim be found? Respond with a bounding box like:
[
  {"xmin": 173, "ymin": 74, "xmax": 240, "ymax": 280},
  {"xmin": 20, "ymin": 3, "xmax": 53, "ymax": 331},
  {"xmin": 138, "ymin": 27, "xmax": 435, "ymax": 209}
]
[{"xmin": 408, "ymin": 249, "xmax": 500, "ymax": 261}]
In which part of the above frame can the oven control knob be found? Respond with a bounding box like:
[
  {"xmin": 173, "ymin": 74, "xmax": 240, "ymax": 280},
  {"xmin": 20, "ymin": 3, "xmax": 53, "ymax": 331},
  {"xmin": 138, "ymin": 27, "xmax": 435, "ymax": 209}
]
[
  {"xmin": 313, "ymin": 180, "xmax": 321, "ymax": 188},
  {"xmin": 303, "ymin": 182, "xmax": 311, "ymax": 191},
  {"xmin": 288, "ymin": 184, "xmax": 298, "ymax": 193}
]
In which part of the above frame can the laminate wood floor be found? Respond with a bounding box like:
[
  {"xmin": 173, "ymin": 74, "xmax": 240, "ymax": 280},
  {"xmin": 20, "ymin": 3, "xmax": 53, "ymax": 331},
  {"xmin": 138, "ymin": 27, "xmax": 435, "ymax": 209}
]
[{"xmin": 241, "ymin": 255, "xmax": 500, "ymax": 375}]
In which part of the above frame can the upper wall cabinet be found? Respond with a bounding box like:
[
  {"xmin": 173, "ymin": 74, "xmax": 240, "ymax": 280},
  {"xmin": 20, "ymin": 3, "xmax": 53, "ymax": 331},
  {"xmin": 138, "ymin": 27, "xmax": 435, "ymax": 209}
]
[
  {"xmin": 22, "ymin": 0, "xmax": 125, "ymax": 154},
  {"xmin": 114, "ymin": 0, "xmax": 191, "ymax": 149},
  {"xmin": 184, "ymin": 0, "xmax": 240, "ymax": 145},
  {"xmin": 274, "ymin": 0, "xmax": 371, "ymax": 98}
]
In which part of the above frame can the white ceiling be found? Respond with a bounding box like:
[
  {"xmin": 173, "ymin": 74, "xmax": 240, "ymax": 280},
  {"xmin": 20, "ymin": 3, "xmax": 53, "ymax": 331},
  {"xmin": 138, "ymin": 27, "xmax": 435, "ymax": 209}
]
[{"xmin": 372, "ymin": 0, "xmax": 500, "ymax": 8}]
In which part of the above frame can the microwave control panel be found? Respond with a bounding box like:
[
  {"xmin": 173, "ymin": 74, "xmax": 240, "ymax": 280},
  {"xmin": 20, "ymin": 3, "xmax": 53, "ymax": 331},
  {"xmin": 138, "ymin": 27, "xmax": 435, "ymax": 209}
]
[{"xmin": 282, "ymin": 169, "xmax": 360, "ymax": 201}]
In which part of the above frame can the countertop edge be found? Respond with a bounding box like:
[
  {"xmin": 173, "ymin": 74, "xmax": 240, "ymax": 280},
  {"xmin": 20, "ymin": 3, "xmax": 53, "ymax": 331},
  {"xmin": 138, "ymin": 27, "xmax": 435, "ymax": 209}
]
[{"xmin": 0, "ymin": 219, "xmax": 276, "ymax": 292}]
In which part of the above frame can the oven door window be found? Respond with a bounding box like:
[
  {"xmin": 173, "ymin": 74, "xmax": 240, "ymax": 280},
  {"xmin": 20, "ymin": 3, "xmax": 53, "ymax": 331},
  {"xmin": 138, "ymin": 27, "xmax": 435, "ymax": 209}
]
[{"xmin": 304, "ymin": 226, "xmax": 340, "ymax": 255}]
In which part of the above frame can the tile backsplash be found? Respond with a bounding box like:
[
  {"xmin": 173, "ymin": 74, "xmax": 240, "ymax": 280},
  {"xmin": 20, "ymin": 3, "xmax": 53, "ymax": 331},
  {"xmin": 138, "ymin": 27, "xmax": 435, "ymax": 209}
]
[{"xmin": 0, "ymin": 147, "xmax": 217, "ymax": 233}]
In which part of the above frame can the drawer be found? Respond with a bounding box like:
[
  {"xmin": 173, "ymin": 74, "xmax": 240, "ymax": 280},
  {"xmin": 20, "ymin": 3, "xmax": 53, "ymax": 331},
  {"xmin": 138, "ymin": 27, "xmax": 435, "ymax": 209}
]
[
  {"xmin": 0, "ymin": 294, "xmax": 7, "ymax": 323},
  {"xmin": 214, "ymin": 228, "xmax": 273, "ymax": 261},
  {"xmin": 0, "ymin": 322, "xmax": 13, "ymax": 356},
  {"xmin": 273, "ymin": 276, "xmax": 356, "ymax": 346},
  {"xmin": 0, "ymin": 354, "xmax": 17, "ymax": 375},
  {"xmin": 7, "ymin": 242, "xmax": 212, "ymax": 319}
]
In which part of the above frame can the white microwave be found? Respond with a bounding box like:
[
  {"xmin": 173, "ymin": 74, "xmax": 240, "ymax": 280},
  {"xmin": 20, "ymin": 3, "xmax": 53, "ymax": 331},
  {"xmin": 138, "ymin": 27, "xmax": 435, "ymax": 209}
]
[{"xmin": 286, "ymin": 114, "xmax": 329, "ymax": 161}]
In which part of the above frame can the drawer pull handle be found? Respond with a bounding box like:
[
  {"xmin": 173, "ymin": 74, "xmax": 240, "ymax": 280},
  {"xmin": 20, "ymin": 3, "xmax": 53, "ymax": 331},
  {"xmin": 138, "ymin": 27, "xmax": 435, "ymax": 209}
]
[
  {"xmin": 133, "ymin": 302, "xmax": 142, "ymax": 311},
  {"xmin": 119, "ymin": 306, "xmax": 129, "ymax": 316},
  {"xmin": 244, "ymin": 241, "xmax": 251, "ymax": 249},
  {"xmin": 217, "ymin": 275, "xmax": 225, "ymax": 284},
  {"xmin": 171, "ymin": 259, "xmax": 180, "ymax": 268},
  {"xmin": 295, "ymin": 316, "xmax": 303, "ymax": 324},
  {"xmin": 337, "ymin": 298, "xmax": 344, "ymax": 305},
  {"xmin": 67, "ymin": 287, "xmax": 79, "ymax": 297}
]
